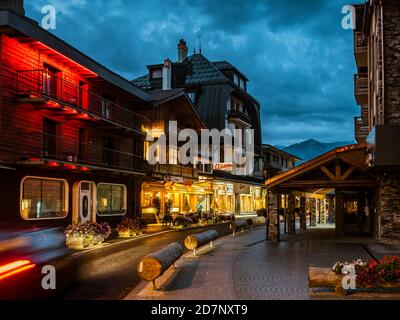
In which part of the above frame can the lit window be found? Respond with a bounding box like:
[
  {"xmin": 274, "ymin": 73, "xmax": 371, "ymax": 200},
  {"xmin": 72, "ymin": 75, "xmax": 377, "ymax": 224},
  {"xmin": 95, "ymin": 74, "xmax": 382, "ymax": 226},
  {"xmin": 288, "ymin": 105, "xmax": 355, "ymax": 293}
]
[
  {"xmin": 20, "ymin": 177, "xmax": 68, "ymax": 220},
  {"xmin": 97, "ymin": 183, "xmax": 127, "ymax": 216}
]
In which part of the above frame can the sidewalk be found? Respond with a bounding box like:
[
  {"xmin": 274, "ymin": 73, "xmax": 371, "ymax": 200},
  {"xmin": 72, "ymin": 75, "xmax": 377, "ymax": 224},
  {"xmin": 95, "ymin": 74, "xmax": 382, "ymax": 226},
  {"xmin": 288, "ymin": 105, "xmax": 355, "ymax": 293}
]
[{"xmin": 125, "ymin": 227, "xmax": 400, "ymax": 300}]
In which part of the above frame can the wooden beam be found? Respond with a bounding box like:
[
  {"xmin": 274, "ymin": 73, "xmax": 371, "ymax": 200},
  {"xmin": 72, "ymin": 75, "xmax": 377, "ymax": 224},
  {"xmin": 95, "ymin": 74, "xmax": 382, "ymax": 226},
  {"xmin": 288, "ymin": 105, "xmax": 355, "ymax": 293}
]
[
  {"xmin": 340, "ymin": 167, "xmax": 355, "ymax": 181},
  {"xmin": 335, "ymin": 164, "xmax": 341, "ymax": 180},
  {"xmin": 321, "ymin": 166, "xmax": 336, "ymax": 180}
]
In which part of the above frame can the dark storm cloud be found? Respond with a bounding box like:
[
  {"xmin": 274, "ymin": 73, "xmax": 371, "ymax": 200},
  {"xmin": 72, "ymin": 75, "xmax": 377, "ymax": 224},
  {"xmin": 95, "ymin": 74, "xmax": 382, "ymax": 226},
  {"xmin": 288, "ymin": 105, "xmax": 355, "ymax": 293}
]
[{"xmin": 25, "ymin": 0, "xmax": 364, "ymax": 146}]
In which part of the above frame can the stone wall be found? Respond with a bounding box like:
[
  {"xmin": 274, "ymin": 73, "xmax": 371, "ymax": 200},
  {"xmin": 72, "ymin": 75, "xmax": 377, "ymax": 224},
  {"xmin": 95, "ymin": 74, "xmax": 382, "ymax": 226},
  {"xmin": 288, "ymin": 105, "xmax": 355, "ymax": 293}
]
[
  {"xmin": 383, "ymin": 0, "xmax": 400, "ymax": 124},
  {"xmin": 379, "ymin": 174, "xmax": 400, "ymax": 239}
]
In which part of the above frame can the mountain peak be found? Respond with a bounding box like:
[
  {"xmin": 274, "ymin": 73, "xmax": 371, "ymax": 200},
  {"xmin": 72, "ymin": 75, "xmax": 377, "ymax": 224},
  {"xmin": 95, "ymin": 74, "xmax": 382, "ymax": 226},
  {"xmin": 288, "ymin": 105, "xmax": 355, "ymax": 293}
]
[{"xmin": 282, "ymin": 139, "xmax": 355, "ymax": 163}]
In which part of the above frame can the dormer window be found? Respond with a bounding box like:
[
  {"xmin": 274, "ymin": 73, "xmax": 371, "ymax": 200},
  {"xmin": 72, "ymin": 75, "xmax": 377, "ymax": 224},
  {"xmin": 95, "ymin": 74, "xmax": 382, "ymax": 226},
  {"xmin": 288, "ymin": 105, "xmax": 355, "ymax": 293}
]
[
  {"xmin": 239, "ymin": 78, "xmax": 246, "ymax": 91},
  {"xmin": 151, "ymin": 68, "xmax": 162, "ymax": 79}
]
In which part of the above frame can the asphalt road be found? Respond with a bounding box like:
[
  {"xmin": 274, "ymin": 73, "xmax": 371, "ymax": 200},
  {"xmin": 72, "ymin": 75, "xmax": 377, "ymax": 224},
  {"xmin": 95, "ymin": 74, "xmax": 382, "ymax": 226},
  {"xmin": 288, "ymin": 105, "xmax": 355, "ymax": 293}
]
[{"xmin": 56, "ymin": 223, "xmax": 233, "ymax": 300}]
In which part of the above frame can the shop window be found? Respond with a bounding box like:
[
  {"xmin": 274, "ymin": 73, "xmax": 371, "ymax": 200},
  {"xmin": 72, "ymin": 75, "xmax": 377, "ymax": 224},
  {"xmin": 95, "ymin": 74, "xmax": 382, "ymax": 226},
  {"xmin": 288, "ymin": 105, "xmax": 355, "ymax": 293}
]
[
  {"xmin": 97, "ymin": 183, "xmax": 127, "ymax": 216},
  {"xmin": 20, "ymin": 177, "xmax": 68, "ymax": 220}
]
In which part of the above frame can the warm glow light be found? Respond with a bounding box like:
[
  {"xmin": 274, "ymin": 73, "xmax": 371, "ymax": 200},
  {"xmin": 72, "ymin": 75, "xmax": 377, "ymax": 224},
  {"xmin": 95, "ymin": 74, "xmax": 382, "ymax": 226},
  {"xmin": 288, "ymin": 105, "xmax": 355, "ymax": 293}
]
[
  {"xmin": 34, "ymin": 41, "xmax": 98, "ymax": 77},
  {"xmin": 80, "ymin": 166, "xmax": 90, "ymax": 171},
  {"xmin": 47, "ymin": 161, "xmax": 60, "ymax": 167},
  {"xmin": 63, "ymin": 164, "xmax": 77, "ymax": 170},
  {"xmin": 0, "ymin": 260, "xmax": 36, "ymax": 281}
]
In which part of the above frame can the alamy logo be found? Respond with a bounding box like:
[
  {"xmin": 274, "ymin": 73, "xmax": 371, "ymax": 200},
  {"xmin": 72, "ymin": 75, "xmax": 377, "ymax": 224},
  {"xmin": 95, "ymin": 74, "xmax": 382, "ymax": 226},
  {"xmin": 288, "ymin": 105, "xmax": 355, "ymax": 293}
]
[
  {"xmin": 41, "ymin": 5, "xmax": 57, "ymax": 30},
  {"xmin": 341, "ymin": 5, "xmax": 356, "ymax": 30},
  {"xmin": 341, "ymin": 265, "xmax": 356, "ymax": 290},
  {"xmin": 41, "ymin": 265, "xmax": 56, "ymax": 290},
  {"xmin": 146, "ymin": 121, "xmax": 255, "ymax": 176}
]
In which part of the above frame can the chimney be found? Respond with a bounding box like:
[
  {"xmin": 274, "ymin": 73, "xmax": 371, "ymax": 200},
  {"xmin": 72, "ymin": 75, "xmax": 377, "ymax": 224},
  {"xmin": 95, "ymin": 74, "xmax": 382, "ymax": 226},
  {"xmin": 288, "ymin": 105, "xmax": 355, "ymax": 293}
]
[
  {"xmin": 0, "ymin": 0, "xmax": 25, "ymax": 16},
  {"xmin": 177, "ymin": 39, "xmax": 188, "ymax": 63},
  {"xmin": 162, "ymin": 59, "xmax": 172, "ymax": 91}
]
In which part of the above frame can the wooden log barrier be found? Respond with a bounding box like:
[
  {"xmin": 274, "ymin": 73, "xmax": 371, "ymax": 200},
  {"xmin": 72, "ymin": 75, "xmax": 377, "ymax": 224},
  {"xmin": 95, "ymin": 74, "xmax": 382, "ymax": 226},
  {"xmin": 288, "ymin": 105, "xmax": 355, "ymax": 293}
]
[
  {"xmin": 137, "ymin": 242, "xmax": 183, "ymax": 290},
  {"xmin": 230, "ymin": 219, "xmax": 248, "ymax": 236},
  {"xmin": 308, "ymin": 267, "xmax": 347, "ymax": 295},
  {"xmin": 184, "ymin": 230, "xmax": 218, "ymax": 256},
  {"xmin": 251, "ymin": 216, "xmax": 266, "ymax": 227}
]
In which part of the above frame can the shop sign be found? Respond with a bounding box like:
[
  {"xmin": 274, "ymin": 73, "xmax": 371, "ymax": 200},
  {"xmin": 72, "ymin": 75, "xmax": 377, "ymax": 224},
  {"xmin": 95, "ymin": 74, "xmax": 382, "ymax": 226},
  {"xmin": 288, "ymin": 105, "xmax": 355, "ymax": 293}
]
[
  {"xmin": 234, "ymin": 183, "xmax": 250, "ymax": 194},
  {"xmin": 164, "ymin": 176, "xmax": 184, "ymax": 183},
  {"xmin": 213, "ymin": 163, "xmax": 233, "ymax": 172}
]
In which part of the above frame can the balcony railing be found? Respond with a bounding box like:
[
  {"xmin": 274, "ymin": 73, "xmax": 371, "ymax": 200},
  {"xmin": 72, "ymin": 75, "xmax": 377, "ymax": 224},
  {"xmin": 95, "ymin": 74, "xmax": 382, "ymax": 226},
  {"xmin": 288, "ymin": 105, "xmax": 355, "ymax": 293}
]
[
  {"xmin": 145, "ymin": 163, "xmax": 199, "ymax": 180},
  {"xmin": 16, "ymin": 132, "xmax": 146, "ymax": 173},
  {"xmin": 354, "ymin": 32, "xmax": 367, "ymax": 67},
  {"xmin": 227, "ymin": 109, "xmax": 252, "ymax": 125},
  {"xmin": 354, "ymin": 116, "xmax": 369, "ymax": 143},
  {"xmin": 15, "ymin": 70, "xmax": 149, "ymax": 134},
  {"xmin": 354, "ymin": 73, "xmax": 368, "ymax": 105}
]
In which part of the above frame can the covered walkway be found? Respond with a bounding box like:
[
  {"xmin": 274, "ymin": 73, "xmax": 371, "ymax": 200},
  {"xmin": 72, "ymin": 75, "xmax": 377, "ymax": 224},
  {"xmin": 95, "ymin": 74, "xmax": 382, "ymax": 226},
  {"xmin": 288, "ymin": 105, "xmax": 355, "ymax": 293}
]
[{"xmin": 265, "ymin": 144, "xmax": 377, "ymax": 242}]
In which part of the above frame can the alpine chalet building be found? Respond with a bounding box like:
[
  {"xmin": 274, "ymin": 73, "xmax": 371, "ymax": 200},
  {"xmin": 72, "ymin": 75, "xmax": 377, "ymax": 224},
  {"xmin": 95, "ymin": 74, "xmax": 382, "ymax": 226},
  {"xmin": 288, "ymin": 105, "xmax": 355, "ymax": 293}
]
[{"xmin": 133, "ymin": 40, "xmax": 266, "ymax": 218}]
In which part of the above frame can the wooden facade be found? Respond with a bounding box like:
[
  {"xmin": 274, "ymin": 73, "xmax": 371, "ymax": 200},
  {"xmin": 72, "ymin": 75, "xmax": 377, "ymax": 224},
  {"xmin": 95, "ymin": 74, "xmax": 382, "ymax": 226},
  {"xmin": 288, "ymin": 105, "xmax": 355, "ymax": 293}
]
[{"xmin": 0, "ymin": 11, "xmax": 152, "ymax": 227}]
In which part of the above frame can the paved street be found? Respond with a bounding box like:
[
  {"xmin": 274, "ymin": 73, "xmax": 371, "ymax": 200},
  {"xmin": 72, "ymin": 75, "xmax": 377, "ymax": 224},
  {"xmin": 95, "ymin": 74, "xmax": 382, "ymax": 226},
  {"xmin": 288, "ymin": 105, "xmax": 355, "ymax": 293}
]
[
  {"xmin": 57, "ymin": 223, "xmax": 232, "ymax": 300},
  {"xmin": 126, "ymin": 227, "xmax": 400, "ymax": 300}
]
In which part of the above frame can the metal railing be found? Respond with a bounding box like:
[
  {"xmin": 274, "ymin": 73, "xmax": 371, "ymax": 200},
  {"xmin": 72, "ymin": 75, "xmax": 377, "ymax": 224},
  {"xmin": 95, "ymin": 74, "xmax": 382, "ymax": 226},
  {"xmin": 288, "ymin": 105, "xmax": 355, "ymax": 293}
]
[
  {"xmin": 227, "ymin": 109, "xmax": 252, "ymax": 124},
  {"xmin": 15, "ymin": 70, "xmax": 150, "ymax": 133},
  {"xmin": 354, "ymin": 31, "xmax": 367, "ymax": 54},
  {"xmin": 16, "ymin": 131, "xmax": 146, "ymax": 173},
  {"xmin": 354, "ymin": 73, "xmax": 368, "ymax": 96},
  {"xmin": 354, "ymin": 116, "xmax": 369, "ymax": 142}
]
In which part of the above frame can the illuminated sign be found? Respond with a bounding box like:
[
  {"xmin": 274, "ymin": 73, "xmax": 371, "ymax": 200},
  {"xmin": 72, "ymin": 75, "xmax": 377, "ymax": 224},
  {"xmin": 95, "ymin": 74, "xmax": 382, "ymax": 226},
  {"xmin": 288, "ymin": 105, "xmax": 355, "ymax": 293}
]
[{"xmin": 213, "ymin": 163, "xmax": 233, "ymax": 172}]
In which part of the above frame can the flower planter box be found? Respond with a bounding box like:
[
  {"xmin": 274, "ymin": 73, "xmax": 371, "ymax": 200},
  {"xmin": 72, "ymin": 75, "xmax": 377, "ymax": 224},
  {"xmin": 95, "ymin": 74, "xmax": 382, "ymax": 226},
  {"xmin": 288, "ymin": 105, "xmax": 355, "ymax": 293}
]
[
  {"xmin": 66, "ymin": 237, "xmax": 85, "ymax": 250},
  {"xmin": 308, "ymin": 267, "xmax": 400, "ymax": 295},
  {"xmin": 118, "ymin": 231, "xmax": 131, "ymax": 238}
]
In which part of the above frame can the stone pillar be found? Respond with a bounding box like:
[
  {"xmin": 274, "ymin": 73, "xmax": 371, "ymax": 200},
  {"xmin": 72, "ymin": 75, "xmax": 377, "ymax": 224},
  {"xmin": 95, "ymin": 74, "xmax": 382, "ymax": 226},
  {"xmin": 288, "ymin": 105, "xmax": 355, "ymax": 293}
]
[
  {"xmin": 320, "ymin": 199, "xmax": 327, "ymax": 224},
  {"xmin": 378, "ymin": 174, "xmax": 400, "ymax": 240},
  {"xmin": 300, "ymin": 196, "xmax": 307, "ymax": 231},
  {"xmin": 335, "ymin": 190, "xmax": 344, "ymax": 237},
  {"xmin": 328, "ymin": 197, "xmax": 335, "ymax": 223},
  {"xmin": 310, "ymin": 198, "xmax": 317, "ymax": 227},
  {"xmin": 287, "ymin": 193, "xmax": 296, "ymax": 235},
  {"xmin": 267, "ymin": 192, "xmax": 279, "ymax": 243}
]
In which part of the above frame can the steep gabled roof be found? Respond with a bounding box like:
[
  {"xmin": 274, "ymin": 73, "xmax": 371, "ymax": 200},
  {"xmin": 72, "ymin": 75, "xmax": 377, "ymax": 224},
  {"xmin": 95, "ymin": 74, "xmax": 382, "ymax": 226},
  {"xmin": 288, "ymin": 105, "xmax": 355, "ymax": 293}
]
[
  {"xmin": 184, "ymin": 54, "xmax": 227, "ymax": 85},
  {"xmin": 213, "ymin": 60, "xmax": 249, "ymax": 81}
]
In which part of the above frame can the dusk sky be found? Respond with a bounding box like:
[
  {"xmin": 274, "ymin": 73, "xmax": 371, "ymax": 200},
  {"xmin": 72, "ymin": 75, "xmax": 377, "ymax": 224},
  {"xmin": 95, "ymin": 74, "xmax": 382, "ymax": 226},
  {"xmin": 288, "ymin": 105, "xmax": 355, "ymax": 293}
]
[{"xmin": 25, "ymin": 0, "xmax": 364, "ymax": 147}]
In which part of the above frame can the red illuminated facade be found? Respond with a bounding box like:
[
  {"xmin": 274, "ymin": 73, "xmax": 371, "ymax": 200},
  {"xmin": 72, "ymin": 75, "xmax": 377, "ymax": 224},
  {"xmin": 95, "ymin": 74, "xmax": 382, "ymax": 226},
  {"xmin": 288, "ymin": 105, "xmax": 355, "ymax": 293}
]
[{"xmin": 0, "ymin": 8, "xmax": 154, "ymax": 227}]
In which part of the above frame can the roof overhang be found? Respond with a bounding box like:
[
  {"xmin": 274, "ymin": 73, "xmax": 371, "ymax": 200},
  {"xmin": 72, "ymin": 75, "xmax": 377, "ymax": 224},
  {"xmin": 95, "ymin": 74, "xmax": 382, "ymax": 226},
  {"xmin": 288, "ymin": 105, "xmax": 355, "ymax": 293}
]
[
  {"xmin": 265, "ymin": 143, "xmax": 377, "ymax": 194},
  {"xmin": 0, "ymin": 10, "xmax": 152, "ymax": 102}
]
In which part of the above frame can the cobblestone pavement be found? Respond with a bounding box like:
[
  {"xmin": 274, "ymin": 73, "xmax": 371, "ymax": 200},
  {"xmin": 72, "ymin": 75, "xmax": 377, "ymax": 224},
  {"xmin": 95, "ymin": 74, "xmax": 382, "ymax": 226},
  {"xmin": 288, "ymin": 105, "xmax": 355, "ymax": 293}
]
[{"xmin": 125, "ymin": 227, "xmax": 400, "ymax": 300}]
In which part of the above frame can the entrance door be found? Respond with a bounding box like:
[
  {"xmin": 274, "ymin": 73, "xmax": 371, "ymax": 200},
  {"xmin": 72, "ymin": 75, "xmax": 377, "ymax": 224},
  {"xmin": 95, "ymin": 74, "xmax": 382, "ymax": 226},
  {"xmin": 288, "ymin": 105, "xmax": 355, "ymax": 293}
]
[{"xmin": 73, "ymin": 181, "xmax": 96, "ymax": 224}]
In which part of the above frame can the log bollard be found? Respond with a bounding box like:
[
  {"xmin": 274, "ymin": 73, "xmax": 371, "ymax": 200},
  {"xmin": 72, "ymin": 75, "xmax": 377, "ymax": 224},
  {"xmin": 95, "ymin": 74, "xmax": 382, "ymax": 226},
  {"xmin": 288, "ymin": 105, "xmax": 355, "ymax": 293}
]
[
  {"xmin": 251, "ymin": 216, "xmax": 266, "ymax": 227},
  {"xmin": 184, "ymin": 230, "xmax": 218, "ymax": 256},
  {"xmin": 230, "ymin": 220, "xmax": 248, "ymax": 236},
  {"xmin": 137, "ymin": 242, "xmax": 183, "ymax": 290}
]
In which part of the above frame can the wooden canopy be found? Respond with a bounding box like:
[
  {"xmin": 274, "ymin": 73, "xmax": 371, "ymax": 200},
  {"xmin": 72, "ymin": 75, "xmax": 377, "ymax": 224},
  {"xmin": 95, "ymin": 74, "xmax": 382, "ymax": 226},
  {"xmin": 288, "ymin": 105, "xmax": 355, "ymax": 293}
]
[{"xmin": 265, "ymin": 144, "xmax": 377, "ymax": 194}]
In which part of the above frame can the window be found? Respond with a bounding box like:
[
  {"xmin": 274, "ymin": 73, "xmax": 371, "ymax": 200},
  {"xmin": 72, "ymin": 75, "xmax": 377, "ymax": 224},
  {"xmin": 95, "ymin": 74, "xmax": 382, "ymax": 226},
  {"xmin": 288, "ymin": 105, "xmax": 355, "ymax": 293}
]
[
  {"xmin": 151, "ymin": 69, "xmax": 162, "ymax": 79},
  {"xmin": 20, "ymin": 177, "xmax": 68, "ymax": 220},
  {"xmin": 103, "ymin": 137, "xmax": 114, "ymax": 166},
  {"xmin": 43, "ymin": 118, "xmax": 59, "ymax": 158},
  {"xmin": 97, "ymin": 183, "xmax": 127, "ymax": 216},
  {"xmin": 233, "ymin": 73, "xmax": 239, "ymax": 86},
  {"xmin": 239, "ymin": 78, "xmax": 245, "ymax": 90},
  {"xmin": 187, "ymin": 92, "xmax": 196, "ymax": 104}
]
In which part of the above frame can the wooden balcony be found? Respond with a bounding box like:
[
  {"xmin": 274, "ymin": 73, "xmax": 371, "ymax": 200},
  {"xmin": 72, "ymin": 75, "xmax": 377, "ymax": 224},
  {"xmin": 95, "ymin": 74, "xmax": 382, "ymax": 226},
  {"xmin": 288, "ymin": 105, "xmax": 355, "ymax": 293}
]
[
  {"xmin": 354, "ymin": 73, "xmax": 368, "ymax": 105},
  {"xmin": 227, "ymin": 109, "xmax": 252, "ymax": 126},
  {"xmin": 15, "ymin": 132, "xmax": 145, "ymax": 174},
  {"xmin": 15, "ymin": 70, "xmax": 149, "ymax": 134},
  {"xmin": 354, "ymin": 32, "xmax": 368, "ymax": 68},
  {"xmin": 354, "ymin": 116, "xmax": 369, "ymax": 144}
]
